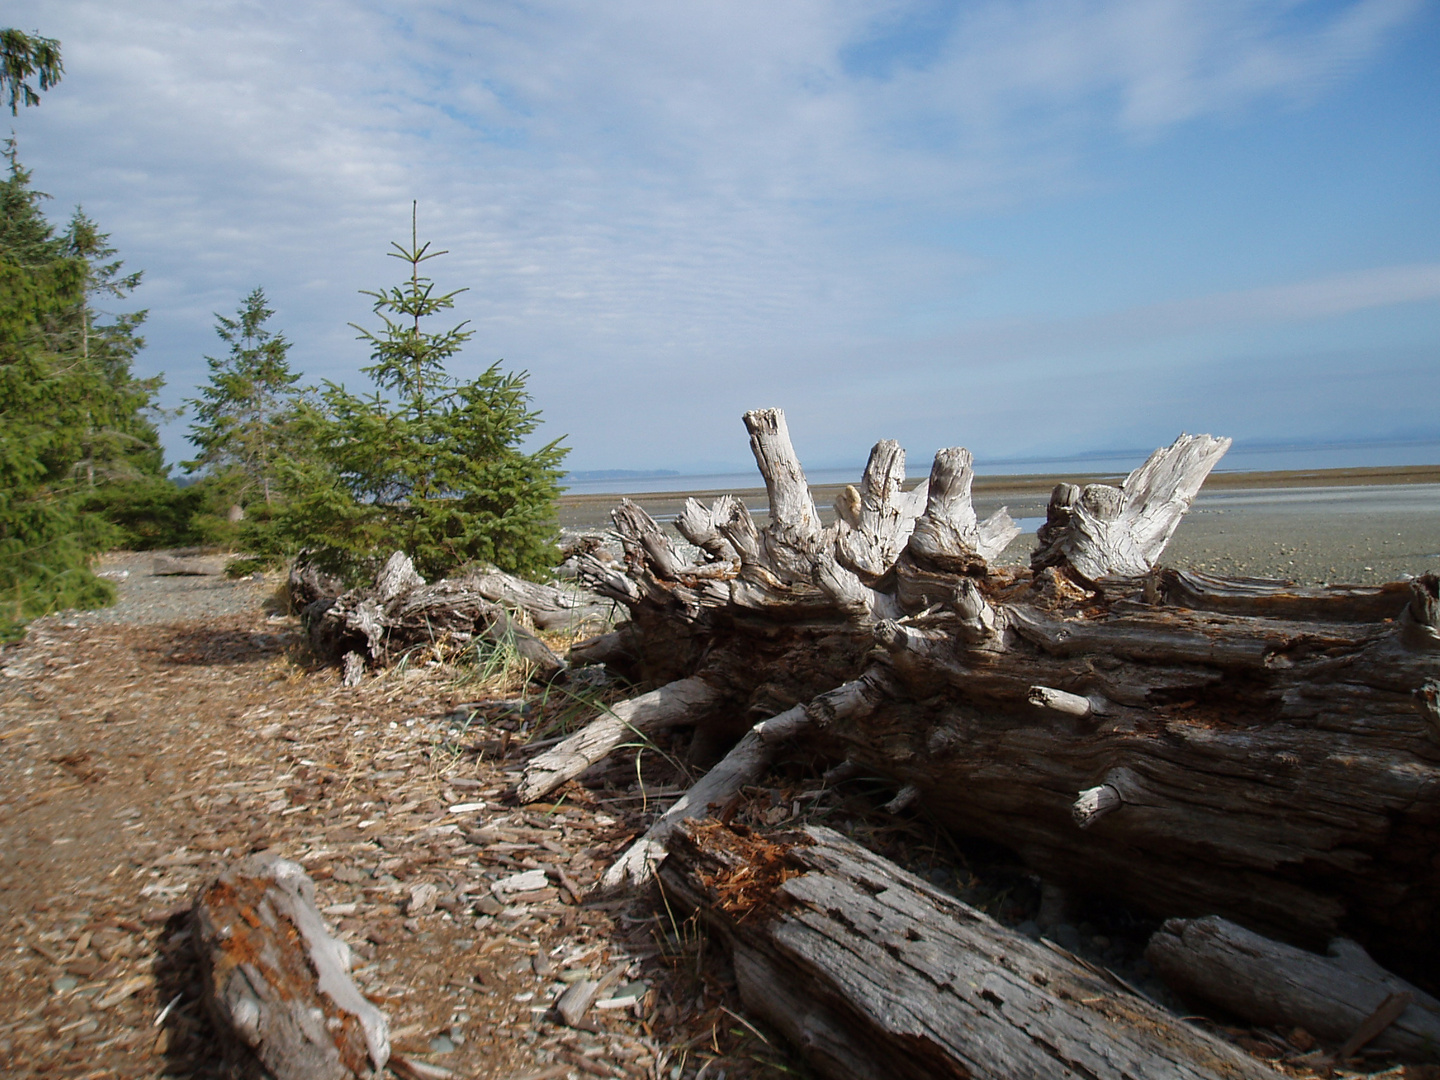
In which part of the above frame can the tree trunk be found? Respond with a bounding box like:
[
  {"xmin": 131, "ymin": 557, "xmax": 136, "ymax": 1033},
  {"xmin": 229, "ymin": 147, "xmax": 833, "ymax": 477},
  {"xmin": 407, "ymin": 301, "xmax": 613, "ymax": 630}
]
[
  {"xmin": 566, "ymin": 408, "xmax": 1440, "ymax": 981},
  {"xmin": 658, "ymin": 820, "xmax": 1283, "ymax": 1080}
]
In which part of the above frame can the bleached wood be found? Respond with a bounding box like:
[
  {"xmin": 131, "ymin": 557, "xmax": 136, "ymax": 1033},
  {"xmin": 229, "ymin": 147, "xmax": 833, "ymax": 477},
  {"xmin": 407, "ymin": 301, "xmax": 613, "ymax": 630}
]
[
  {"xmin": 834, "ymin": 440, "xmax": 928, "ymax": 582},
  {"xmin": 1146, "ymin": 916, "xmax": 1440, "ymax": 1060},
  {"xmin": 676, "ymin": 497, "xmax": 739, "ymax": 562},
  {"xmin": 661, "ymin": 823, "xmax": 1282, "ymax": 1080},
  {"xmin": 906, "ymin": 447, "xmax": 1020, "ymax": 570},
  {"xmin": 600, "ymin": 672, "xmax": 889, "ymax": 891},
  {"xmin": 575, "ymin": 411, "xmax": 1440, "ymax": 977},
  {"xmin": 461, "ymin": 566, "xmax": 613, "ymax": 632},
  {"xmin": 1035, "ymin": 434, "xmax": 1230, "ymax": 581},
  {"xmin": 307, "ymin": 560, "xmax": 565, "ymax": 677},
  {"xmin": 1072, "ymin": 783, "xmax": 1122, "ymax": 828},
  {"xmin": 516, "ymin": 676, "xmax": 724, "ymax": 803},
  {"xmin": 613, "ymin": 498, "xmax": 689, "ymax": 580},
  {"xmin": 1028, "ymin": 685, "xmax": 1094, "ymax": 718},
  {"xmin": 882, "ymin": 782, "xmax": 921, "ymax": 814},
  {"xmin": 743, "ymin": 408, "xmax": 821, "ymax": 541}
]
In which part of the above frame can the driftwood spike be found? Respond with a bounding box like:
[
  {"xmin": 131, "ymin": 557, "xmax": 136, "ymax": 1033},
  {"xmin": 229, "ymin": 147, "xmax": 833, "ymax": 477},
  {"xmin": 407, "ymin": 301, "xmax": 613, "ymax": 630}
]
[
  {"xmin": 1034, "ymin": 434, "xmax": 1230, "ymax": 581},
  {"xmin": 907, "ymin": 446, "xmax": 1019, "ymax": 571}
]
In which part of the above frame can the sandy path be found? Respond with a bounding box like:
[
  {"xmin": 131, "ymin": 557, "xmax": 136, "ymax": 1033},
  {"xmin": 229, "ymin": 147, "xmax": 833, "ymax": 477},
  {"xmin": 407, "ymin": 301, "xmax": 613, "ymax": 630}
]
[{"xmin": 0, "ymin": 598, "xmax": 786, "ymax": 1079}]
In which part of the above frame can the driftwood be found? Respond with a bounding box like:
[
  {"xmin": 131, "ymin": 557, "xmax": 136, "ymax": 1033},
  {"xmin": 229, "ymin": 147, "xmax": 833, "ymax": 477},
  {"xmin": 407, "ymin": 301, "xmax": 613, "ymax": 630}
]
[
  {"xmin": 1146, "ymin": 916, "xmax": 1440, "ymax": 1062},
  {"xmin": 518, "ymin": 675, "xmax": 725, "ymax": 802},
  {"xmin": 561, "ymin": 407, "xmax": 1440, "ymax": 981},
  {"xmin": 192, "ymin": 853, "xmax": 390, "ymax": 1080},
  {"xmin": 460, "ymin": 565, "xmax": 616, "ymax": 632},
  {"xmin": 300, "ymin": 552, "xmax": 568, "ymax": 678},
  {"xmin": 659, "ymin": 820, "xmax": 1282, "ymax": 1080}
]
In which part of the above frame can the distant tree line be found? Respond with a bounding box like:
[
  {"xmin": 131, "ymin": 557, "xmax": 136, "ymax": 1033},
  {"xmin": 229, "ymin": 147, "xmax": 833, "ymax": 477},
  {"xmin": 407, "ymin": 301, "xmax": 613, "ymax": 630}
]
[{"xmin": 1, "ymin": 30, "xmax": 567, "ymax": 639}]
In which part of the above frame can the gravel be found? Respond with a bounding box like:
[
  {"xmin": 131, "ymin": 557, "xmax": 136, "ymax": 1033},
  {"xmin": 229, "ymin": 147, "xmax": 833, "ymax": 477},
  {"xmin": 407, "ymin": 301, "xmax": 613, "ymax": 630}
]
[{"xmin": 37, "ymin": 551, "xmax": 280, "ymax": 629}]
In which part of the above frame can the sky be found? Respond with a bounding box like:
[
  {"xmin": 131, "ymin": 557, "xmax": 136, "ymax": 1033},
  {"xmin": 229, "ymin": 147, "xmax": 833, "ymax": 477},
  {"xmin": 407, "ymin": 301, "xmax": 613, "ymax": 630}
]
[{"xmin": 8, "ymin": 0, "xmax": 1440, "ymax": 477}]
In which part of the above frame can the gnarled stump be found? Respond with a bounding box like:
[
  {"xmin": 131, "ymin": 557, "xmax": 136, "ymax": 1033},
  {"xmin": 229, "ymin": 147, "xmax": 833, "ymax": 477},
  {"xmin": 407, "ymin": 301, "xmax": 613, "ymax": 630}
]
[
  {"xmin": 302, "ymin": 552, "xmax": 567, "ymax": 678},
  {"xmin": 564, "ymin": 408, "xmax": 1440, "ymax": 981}
]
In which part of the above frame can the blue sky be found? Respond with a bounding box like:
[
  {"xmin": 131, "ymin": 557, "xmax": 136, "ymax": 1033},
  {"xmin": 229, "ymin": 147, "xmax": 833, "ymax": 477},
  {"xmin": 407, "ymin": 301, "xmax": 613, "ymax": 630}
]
[{"xmin": 9, "ymin": 0, "xmax": 1439, "ymax": 475}]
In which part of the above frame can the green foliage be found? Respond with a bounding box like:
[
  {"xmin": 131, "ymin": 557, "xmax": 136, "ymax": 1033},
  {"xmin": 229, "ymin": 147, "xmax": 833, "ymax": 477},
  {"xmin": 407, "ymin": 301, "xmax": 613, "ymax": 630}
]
[
  {"xmin": 184, "ymin": 287, "xmax": 304, "ymax": 506},
  {"xmin": 260, "ymin": 208, "xmax": 567, "ymax": 582},
  {"xmin": 0, "ymin": 141, "xmax": 162, "ymax": 638},
  {"xmin": 0, "ymin": 29, "xmax": 62, "ymax": 115},
  {"xmin": 76, "ymin": 478, "xmax": 209, "ymax": 551}
]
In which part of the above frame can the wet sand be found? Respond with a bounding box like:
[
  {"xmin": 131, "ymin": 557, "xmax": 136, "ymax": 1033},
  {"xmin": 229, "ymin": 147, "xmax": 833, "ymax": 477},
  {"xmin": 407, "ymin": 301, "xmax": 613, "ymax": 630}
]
[{"xmin": 558, "ymin": 464, "xmax": 1440, "ymax": 586}]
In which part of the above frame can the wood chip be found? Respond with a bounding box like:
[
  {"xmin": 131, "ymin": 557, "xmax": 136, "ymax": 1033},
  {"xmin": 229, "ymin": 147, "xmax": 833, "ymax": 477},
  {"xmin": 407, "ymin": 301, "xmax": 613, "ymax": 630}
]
[{"xmin": 95, "ymin": 975, "xmax": 150, "ymax": 1010}]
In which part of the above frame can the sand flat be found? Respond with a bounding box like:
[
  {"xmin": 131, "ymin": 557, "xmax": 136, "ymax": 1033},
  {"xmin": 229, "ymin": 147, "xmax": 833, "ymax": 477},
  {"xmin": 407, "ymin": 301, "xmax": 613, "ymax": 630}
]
[{"xmin": 558, "ymin": 465, "xmax": 1440, "ymax": 586}]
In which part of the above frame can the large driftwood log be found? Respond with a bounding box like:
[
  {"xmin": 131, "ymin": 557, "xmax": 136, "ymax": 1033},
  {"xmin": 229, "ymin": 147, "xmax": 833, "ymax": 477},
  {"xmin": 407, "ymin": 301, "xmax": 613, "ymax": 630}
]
[
  {"xmin": 659, "ymin": 820, "xmax": 1282, "ymax": 1080},
  {"xmin": 302, "ymin": 552, "xmax": 566, "ymax": 678},
  {"xmin": 193, "ymin": 853, "xmax": 390, "ymax": 1080},
  {"xmin": 1146, "ymin": 916, "xmax": 1440, "ymax": 1062},
  {"xmin": 569, "ymin": 407, "xmax": 1440, "ymax": 980}
]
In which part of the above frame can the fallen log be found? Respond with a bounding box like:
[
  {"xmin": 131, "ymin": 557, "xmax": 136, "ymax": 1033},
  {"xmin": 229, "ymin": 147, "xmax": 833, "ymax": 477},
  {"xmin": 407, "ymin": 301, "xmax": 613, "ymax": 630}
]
[
  {"xmin": 192, "ymin": 853, "xmax": 390, "ymax": 1080},
  {"xmin": 303, "ymin": 551, "xmax": 566, "ymax": 678},
  {"xmin": 573, "ymin": 407, "xmax": 1440, "ymax": 980},
  {"xmin": 659, "ymin": 820, "xmax": 1283, "ymax": 1080},
  {"xmin": 153, "ymin": 553, "xmax": 224, "ymax": 576},
  {"xmin": 1145, "ymin": 915, "xmax": 1440, "ymax": 1062}
]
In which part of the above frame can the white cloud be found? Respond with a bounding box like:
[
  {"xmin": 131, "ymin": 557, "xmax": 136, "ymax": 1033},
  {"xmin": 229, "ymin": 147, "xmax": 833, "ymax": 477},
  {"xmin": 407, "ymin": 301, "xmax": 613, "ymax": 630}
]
[{"xmin": 6, "ymin": 0, "xmax": 1432, "ymax": 471}]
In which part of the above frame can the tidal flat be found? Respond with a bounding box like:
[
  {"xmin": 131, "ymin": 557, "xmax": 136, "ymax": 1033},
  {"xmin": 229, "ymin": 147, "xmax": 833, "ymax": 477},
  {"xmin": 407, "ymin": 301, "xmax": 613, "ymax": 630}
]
[{"xmin": 558, "ymin": 464, "xmax": 1440, "ymax": 587}]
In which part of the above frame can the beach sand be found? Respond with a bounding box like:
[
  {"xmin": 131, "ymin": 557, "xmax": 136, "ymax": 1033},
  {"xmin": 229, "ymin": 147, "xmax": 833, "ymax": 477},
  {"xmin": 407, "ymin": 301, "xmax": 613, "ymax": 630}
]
[{"xmin": 557, "ymin": 464, "xmax": 1440, "ymax": 587}]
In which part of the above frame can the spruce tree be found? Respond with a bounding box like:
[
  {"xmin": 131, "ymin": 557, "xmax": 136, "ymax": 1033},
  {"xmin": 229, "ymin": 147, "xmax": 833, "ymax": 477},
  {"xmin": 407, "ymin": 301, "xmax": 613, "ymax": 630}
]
[
  {"xmin": 185, "ymin": 287, "xmax": 303, "ymax": 506},
  {"xmin": 266, "ymin": 207, "xmax": 567, "ymax": 581},
  {"xmin": 0, "ymin": 144, "xmax": 164, "ymax": 635},
  {"xmin": 0, "ymin": 29, "xmax": 62, "ymax": 115}
]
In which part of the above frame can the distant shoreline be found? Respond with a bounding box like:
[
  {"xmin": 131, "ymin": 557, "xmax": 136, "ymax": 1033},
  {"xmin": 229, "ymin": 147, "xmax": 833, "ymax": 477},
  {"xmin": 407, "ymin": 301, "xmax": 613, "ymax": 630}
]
[{"xmin": 557, "ymin": 462, "xmax": 1440, "ymax": 525}]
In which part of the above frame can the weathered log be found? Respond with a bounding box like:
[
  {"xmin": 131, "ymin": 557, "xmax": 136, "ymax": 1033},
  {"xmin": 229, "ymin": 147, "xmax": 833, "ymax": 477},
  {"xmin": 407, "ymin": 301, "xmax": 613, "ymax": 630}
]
[
  {"xmin": 659, "ymin": 821, "xmax": 1282, "ymax": 1080},
  {"xmin": 517, "ymin": 676, "xmax": 725, "ymax": 802},
  {"xmin": 305, "ymin": 552, "xmax": 565, "ymax": 678},
  {"xmin": 193, "ymin": 853, "xmax": 390, "ymax": 1080},
  {"xmin": 573, "ymin": 409, "xmax": 1440, "ymax": 979},
  {"xmin": 1146, "ymin": 916, "xmax": 1440, "ymax": 1061},
  {"xmin": 153, "ymin": 553, "xmax": 224, "ymax": 576}
]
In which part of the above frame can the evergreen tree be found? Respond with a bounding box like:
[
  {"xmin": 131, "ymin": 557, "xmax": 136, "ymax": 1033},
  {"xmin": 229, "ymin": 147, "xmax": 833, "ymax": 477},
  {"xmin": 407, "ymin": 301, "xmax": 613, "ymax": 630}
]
[
  {"xmin": 264, "ymin": 208, "xmax": 567, "ymax": 581},
  {"xmin": 185, "ymin": 287, "xmax": 303, "ymax": 506},
  {"xmin": 0, "ymin": 29, "xmax": 62, "ymax": 115},
  {"xmin": 0, "ymin": 143, "xmax": 164, "ymax": 637}
]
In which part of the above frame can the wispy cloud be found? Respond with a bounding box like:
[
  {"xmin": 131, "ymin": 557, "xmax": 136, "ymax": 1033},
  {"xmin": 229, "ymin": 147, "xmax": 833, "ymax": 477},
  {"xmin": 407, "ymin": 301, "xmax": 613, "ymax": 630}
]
[{"xmin": 8, "ymin": 0, "xmax": 1434, "ymax": 470}]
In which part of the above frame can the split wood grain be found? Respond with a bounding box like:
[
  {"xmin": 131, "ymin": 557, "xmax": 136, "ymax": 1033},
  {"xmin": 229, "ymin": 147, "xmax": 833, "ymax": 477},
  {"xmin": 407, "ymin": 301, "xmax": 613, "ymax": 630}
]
[{"xmin": 660, "ymin": 822, "xmax": 1282, "ymax": 1080}]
